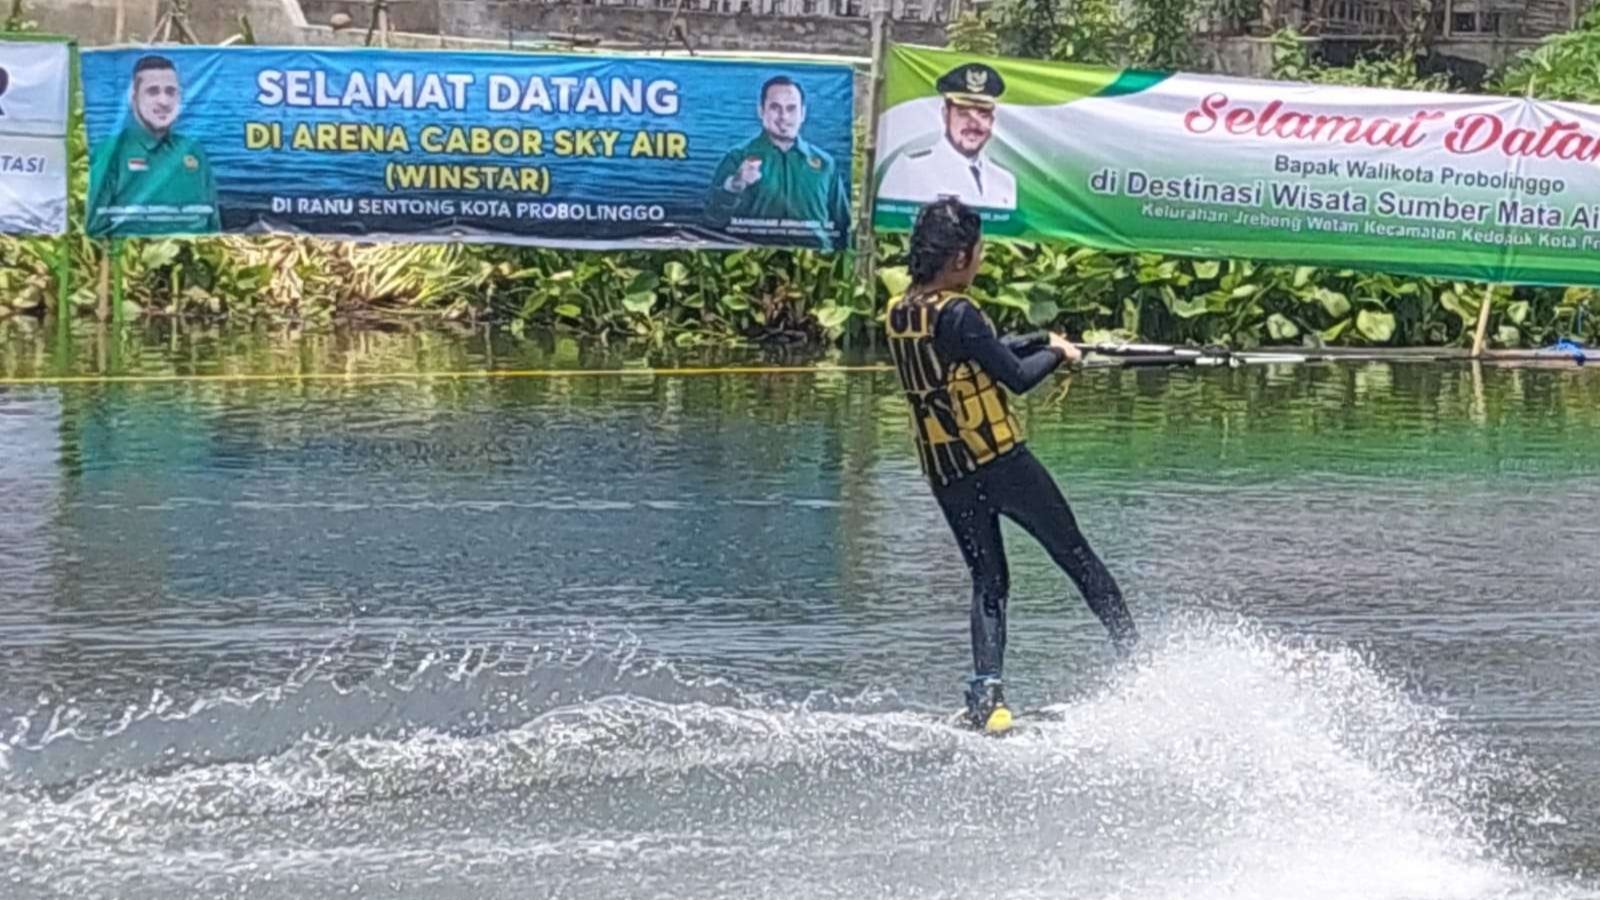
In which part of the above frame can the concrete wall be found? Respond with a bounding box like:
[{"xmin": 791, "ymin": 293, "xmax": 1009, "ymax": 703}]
[
  {"xmin": 29, "ymin": 0, "xmax": 304, "ymax": 45},
  {"xmin": 299, "ymin": 0, "xmax": 946, "ymax": 54},
  {"xmin": 1206, "ymin": 34, "xmax": 1547, "ymax": 81},
  {"xmin": 29, "ymin": 0, "xmax": 158, "ymax": 45},
  {"xmin": 190, "ymin": 0, "xmax": 308, "ymax": 41},
  {"xmin": 31, "ymin": 0, "xmax": 938, "ymax": 56},
  {"xmin": 1203, "ymin": 36, "xmax": 1278, "ymax": 78},
  {"xmin": 20, "ymin": 0, "xmax": 1557, "ymax": 78}
]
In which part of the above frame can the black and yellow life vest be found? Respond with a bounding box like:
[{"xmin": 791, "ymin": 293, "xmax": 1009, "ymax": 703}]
[{"xmin": 884, "ymin": 290, "xmax": 1024, "ymax": 486}]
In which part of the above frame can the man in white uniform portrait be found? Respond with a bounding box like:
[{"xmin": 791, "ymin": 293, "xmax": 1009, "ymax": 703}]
[{"xmin": 877, "ymin": 62, "xmax": 1017, "ymax": 211}]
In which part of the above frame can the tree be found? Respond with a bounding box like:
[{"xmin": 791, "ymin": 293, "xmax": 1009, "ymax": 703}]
[
  {"xmin": 948, "ymin": 0, "xmax": 1225, "ymax": 69},
  {"xmin": 1492, "ymin": 7, "xmax": 1600, "ymax": 102}
]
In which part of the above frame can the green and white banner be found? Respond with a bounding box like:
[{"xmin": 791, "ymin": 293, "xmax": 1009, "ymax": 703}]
[{"xmin": 872, "ymin": 44, "xmax": 1600, "ymax": 287}]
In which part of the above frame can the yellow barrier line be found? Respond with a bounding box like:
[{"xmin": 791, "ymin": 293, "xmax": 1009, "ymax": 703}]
[{"xmin": 0, "ymin": 364, "xmax": 896, "ymax": 386}]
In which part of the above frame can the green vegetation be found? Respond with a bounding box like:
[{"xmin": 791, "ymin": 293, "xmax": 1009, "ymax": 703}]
[{"xmin": 2, "ymin": 5, "xmax": 1598, "ymax": 350}]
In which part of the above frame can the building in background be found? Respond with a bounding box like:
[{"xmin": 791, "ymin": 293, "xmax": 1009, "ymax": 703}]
[{"xmin": 27, "ymin": 0, "xmax": 1599, "ymax": 77}]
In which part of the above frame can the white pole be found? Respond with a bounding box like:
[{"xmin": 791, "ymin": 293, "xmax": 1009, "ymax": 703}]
[{"xmin": 855, "ymin": 0, "xmax": 889, "ymax": 313}]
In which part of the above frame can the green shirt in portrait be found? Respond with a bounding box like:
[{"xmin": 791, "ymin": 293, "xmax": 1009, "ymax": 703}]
[
  {"xmin": 88, "ymin": 124, "xmax": 221, "ymax": 237},
  {"xmin": 706, "ymin": 134, "xmax": 849, "ymax": 250}
]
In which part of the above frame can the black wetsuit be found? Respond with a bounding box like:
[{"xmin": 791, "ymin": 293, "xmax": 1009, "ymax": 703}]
[{"xmin": 885, "ymin": 290, "xmax": 1137, "ymax": 681}]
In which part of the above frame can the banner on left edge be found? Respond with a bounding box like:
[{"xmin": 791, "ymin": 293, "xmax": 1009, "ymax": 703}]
[
  {"xmin": 82, "ymin": 47, "xmax": 855, "ymax": 250},
  {"xmin": 0, "ymin": 39, "xmax": 70, "ymax": 235}
]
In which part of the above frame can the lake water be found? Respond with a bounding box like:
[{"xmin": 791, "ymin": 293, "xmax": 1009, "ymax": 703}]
[{"xmin": 2, "ymin": 322, "xmax": 1599, "ymax": 899}]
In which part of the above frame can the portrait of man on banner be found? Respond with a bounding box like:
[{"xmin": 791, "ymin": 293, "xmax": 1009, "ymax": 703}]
[
  {"xmin": 88, "ymin": 54, "xmax": 220, "ymax": 237},
  {"xmin": 705, "ymin": 74, "xmax": 851, "ymax": 250},
  {"xmin": 877, "ymin": 62, "xmax": 1017, "ymax": 212}
]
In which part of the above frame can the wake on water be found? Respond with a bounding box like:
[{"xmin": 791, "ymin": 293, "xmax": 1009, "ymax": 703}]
[{"xmin": 1, "ymin": 616, "xmax": 1593, "ymax": 900}]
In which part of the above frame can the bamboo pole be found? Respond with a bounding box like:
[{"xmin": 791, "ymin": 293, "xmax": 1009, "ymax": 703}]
[
  {"xmin": 1469, "ymin": 358, "xmax": 1486, "ymax": 425},
  {"xmin": 856, "ymin": 0, "xmax": 889, "ymax": 348},
  {"xmin": 174, "ymin": 3, "xmax": 199, "ymax": 43},
  {"xmin": 54, "ymin": 290, "xmax": 71, "ymax": 360},
  {"xmin": 54, "ymin": 237, "xmax": 70, "ymax": 320},
  {"xmin": 1470, "ymin": 282, "xmax": 1494, "ymax": 358},
  {"xmin": 110, "ymin": 239, "xmax": 126, "ymax": 327},
  {"xmin": 97, "ymin": 246, "xmax": 110, "ymax": 321},
  {"xmin": 57, "ymin": 40, "xmax": 78, "ymax": 324}
]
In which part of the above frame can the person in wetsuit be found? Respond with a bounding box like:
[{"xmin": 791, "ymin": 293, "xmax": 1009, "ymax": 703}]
[{"xmin": 884, "ymin": 197, "xmax": 1138, "ymax": 732}]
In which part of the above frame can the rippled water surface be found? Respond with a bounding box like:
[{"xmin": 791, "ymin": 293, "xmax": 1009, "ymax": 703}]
[{"xmin": 2, "ymin": 323, "xmax": 1599, "ymax": 899}]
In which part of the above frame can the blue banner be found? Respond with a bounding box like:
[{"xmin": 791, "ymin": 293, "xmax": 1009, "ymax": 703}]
[{"xmin": 82, "ymin": 47, "xmax": 855, "ymax": 250}]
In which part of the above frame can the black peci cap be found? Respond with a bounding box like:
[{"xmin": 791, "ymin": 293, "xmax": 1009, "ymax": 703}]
[{"xmin": 935, "ymin": 62, "xmax": 1005, "ymax": 108}]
